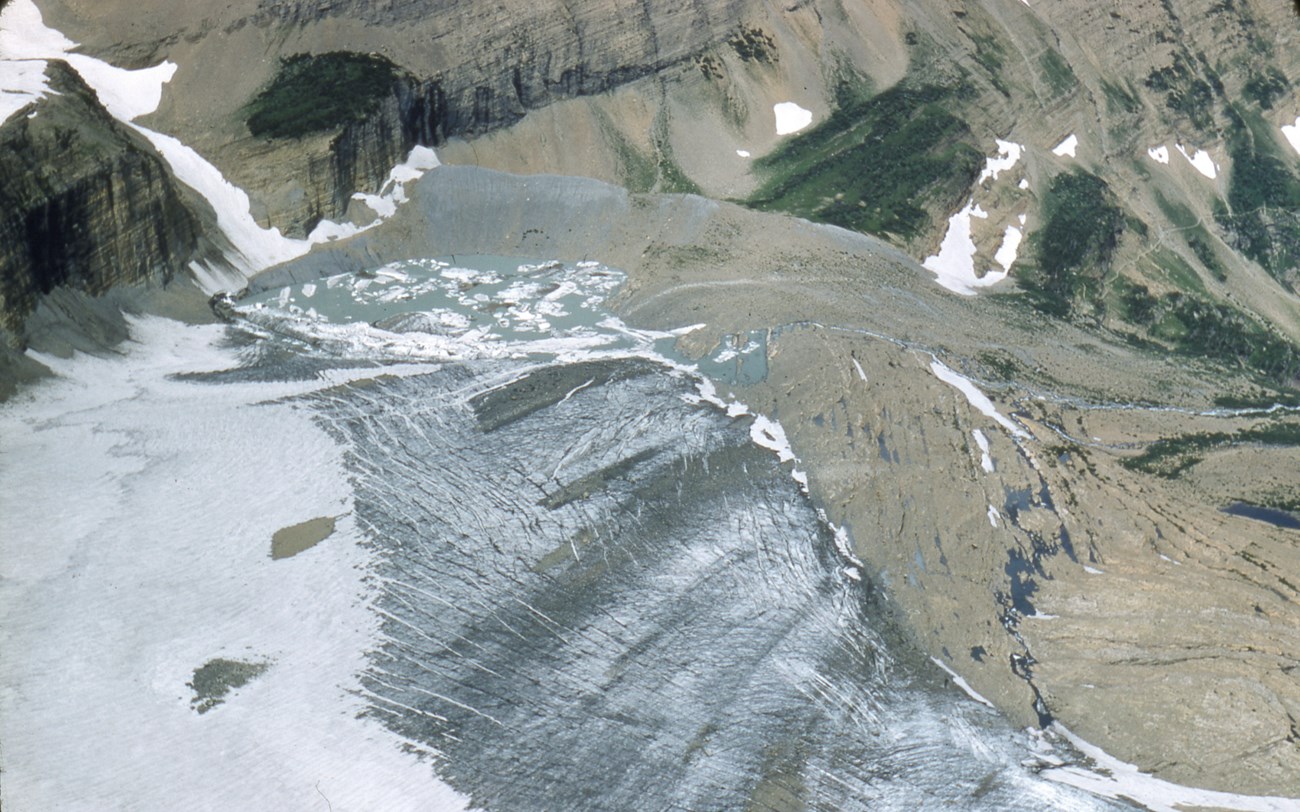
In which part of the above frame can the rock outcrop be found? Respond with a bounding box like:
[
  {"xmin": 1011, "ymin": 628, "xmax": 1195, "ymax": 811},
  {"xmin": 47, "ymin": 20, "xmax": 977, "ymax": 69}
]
[{"xmin": 0, "ymin": 60, "xmax": 199, "ymax": 342}]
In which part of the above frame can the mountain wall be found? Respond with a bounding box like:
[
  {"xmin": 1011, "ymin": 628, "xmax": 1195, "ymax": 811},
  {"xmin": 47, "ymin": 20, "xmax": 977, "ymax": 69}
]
[{"xmin": 0, "ymin": 60, "xmax": 199, "ymax": 343}]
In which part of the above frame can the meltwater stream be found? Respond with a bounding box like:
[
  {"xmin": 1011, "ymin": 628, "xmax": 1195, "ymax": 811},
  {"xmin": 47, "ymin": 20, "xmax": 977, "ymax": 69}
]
[{"xmin": 227, "ymin": 257, "xmax": 1127, "ymax": 810}]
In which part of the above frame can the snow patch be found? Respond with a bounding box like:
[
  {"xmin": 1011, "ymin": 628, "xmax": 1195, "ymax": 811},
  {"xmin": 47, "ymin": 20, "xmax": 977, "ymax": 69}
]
[
  {"xmin": 0, "ymin": 58, "xmax": 54, "ymax": 124},
  {"xmin": 978, "ymin": 139, "xmax": 1024, "ymax": 185},
  {"xmin": 923, "ymin": 200, "xmax": 1008, "ymax": 295},
  {"xmin": 736, "ymin": 149, "xmax": 751, "ymax": 158},
  {"xmin": 139, "ymin": 128, "xmax": 310, "ymax": 274},
  {"xmin": 1175, "ymin": 143, "xmax": 1218, "ymax": 179},
  {"xmin": 852, "ymin": 357, "xmax": 868, "ymax": 383},
  {"xmin": 1283, "ymin": 116, "xmax": 1300, "ymax": 157},
  {"xmin": 0, "ymin": 316, "xmax": 471, "ymax": 811},
  {"xmin": 1018, "ymin": 178, "xmax": 1030, "ymax": 190},
  {"xmin": 992, "ymin": 225, "xmax": 1023, "ymax": 273},
  {"xmin": 930, "ymin": 658, "xmax": 997, "ymax": 709},
  {"xmin": 987, "ymin": 505, "xmax": 1001, "ymax": 527},
  {"xmin": 1083, "ymin": 565, "xmax": 1104, "ymax": 575},
  {"xmin": 972, "ymin": 429, "xmax": 994, "ymax": 473},
  {"xmin": 928, "ymin": 358, "xmax": 1028, "ymax": 439},
  {"xmin": 1147, "ymin": 145, "xmax": 1170, "ymax": 164},
  {"xmin": 750, "ymin": 414, "xmax": 796, "ymax": 463},
  {"xmin": 774, "ymin": 102, "xmax": 813, "ymax": 135},
  {"xmin": 1043, "ymin": 724, "xmax": 1299, "ymax": 812},
  {"xmin": 1051, "ymin": 134, "xmax": 1078, "ymax": 157}
]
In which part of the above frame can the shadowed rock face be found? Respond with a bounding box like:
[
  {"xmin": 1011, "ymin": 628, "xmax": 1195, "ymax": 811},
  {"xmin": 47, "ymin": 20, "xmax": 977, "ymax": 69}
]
[{"xmin": 0, "ymin": 61, "xmax": 198, "ymax": 341}]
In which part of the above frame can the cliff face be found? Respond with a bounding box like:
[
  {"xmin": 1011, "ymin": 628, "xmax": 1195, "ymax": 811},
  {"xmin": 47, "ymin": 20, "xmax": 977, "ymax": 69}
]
[
  {"xmin": 0, "ymin": 60, "xmax": 198, "ymax": 342},
  {"xmin": 36, "ymin": 0, "xmax": 761, "ymax": 235}
]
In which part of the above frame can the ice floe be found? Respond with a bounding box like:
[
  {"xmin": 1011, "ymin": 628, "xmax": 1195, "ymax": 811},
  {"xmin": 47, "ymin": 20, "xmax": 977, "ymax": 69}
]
[
  {"xmin": 1146, "ymin": 145, "xmax": 1170, "ymax": 164},
  {"xmin": 774, "ymin": 101, "xmax": 813, "ymax": 135},
  {"xmin": 1052, "ymin": 133, "xmax": 1078, "ymax": 157},
  {"xmin": 1175, "ymin": 143, "xmax": 1217, "ymax": 179}
]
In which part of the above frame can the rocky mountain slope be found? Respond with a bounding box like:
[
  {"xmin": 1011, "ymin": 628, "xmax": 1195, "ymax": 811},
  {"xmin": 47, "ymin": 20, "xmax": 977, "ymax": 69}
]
[{"xmin": 0, "ymin": 60, "xmax": 199, "ymax": 340}]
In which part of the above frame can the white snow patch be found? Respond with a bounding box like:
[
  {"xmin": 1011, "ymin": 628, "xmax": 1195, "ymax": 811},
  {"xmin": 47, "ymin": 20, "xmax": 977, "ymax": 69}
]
[
  {"xmin": 830, "ymin": 522, "xmax": 866, "ymax": 568},
  {"xmin": 930, "ymin": 658, "xmax": 997, "ymax": 709},
  {"xmin": 736, "ymin": 149, "xmax": 751, "ymax": 158},
  {"xmin": 1018, "ymin": 212, "xmax": 1027, "ymax": 225},
  {"xmin": 1043, "ymin": 724, "xmax": 1299, "ymax": 812},
  {"xmin": 851, "ymin": 357, "xmax": 868, "ymax": 383},
  {"xmin": 1175, "ymin": 143, "xmax": 1218, "ymax": 179},
  {"xmin": 0, "ymin": 316, "xmax": 470, "ymax": 812},
  {"xmin": 726, "ymin": 401, "xmax": 751, "ymax": 418},
  {"xmin": 1018, "ymin": 178, "xmax": 1030, "ymax": 190},
  {"xmin": 972, "ymin": 429, "xmax": 994, "ymax": 473},
  {"xmin": 978, "ymin": 139, "xmax": 1024, "ymax": 184},
  {"xmin": 1083, "ymin": 565, "xmax": 1104, "ymax": 575},
  {"xmin": 1283, "ymin": 116, "xmax": 1300, "ymax": 157},
  {"xmin": 993, "ymin": 225, "xmax": 1023, "ymax": 273},
  {"xmin": 929, "ymin": 358, "xmax": 1028, "ymax": 439},
  {"xmin": 140, "ymin": 128, "xmax": 310, "ymax": 274},
  {"xmin": 1147, "ymin": 145, "xmax": 1170, "ymax": 164},
  {"xmin": 0, "ymin": 58, "xmax": 52, "ymax": 124},
  {"xmin": 792, "ymin": 469, "xmax": 809, "ymax": 491},
  {"xmin": 988, "ymin": 505, "xmax": 1001, "ymax": 527},
  {"xmin": 1052, "ymin": 133, "xmax": 1078, "ymax": 157},
  {"xmin": 750, "ymin": 414, "xmax": 796, "ymax": 463},
  {"xmin": 774, "ymin": 102, "xmax": 813, "ymax": 135},
  {"xmin": 923, "ymin": 200, "xmax": 1008, "ymax": 295},
  {"xmin": 0, "ymin": 1, "xmax": 175, "ymax": 122}
]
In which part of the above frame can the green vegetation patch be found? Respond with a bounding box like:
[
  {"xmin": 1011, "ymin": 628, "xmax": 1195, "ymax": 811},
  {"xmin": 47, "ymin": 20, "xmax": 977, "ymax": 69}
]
[
  {"xmin": 1214, "ymin": 107, "xmax": 1300, "ymax": 289},
  {"xmin": 1122, "ymin": 285, "xmax": 1300, "ymax": 385},
  {"xmin": 1101, "ymin": 79, "xmax": 1142, "ymax": 115},
  {"xmin": 246, "ymin": 52, "xmax": 400, "ymax": 139},
  {"xmin": 1242, "ymin": 66, "xmax": 1289, "ymax": 110},
  {"xmin": 1018, "ymin": 169, "xmax": 1125, "ymax": 316},
  {"xmin": 729, "ymin": 26, "xmax": 778, "ymax": 64},
  {"xmin": 1144, "ymin": 51, "xmax": 1216, "ymax": 130},
  {"xmin": 1152, "ymin": 190, "xmax": 1227, "ymax": 281},
  {"xmin": 1123, "ymin": 420, "xmax": 1300, "ymax": 477},
  {"xmin": 1038, "ymin": 49, "xmax": 1077, "ymax": 97},
  {"xmin": 747, "ymin": 83, "xmax": 982, "ymax": 241}
]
